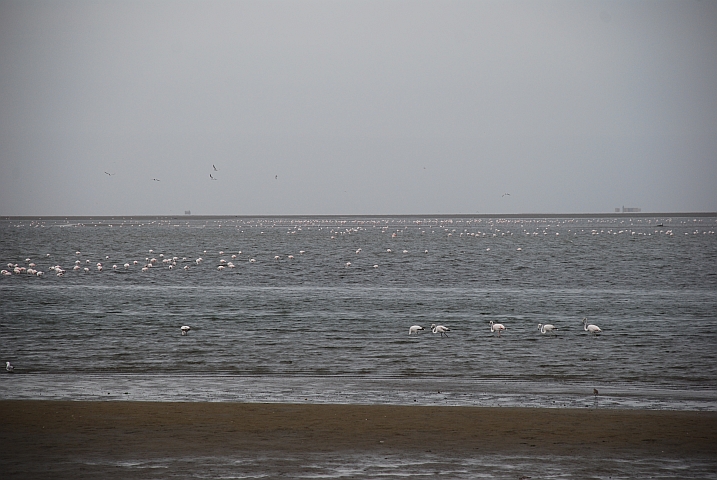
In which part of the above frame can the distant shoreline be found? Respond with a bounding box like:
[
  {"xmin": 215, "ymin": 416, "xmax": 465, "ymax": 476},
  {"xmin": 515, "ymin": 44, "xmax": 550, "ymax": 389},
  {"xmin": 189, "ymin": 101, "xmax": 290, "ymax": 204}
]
[{"xmin": 2, "ymin": 212, "xmax": 716, "ymax": 221}]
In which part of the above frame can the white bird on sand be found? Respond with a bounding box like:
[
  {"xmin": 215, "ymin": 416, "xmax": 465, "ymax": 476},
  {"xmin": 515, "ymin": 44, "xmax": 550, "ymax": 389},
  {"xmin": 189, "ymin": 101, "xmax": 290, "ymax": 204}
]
[
  {"xmin": 180, "ymin": 326, "xmax": 191, "ymax": 336},
  {"xmin": 5, "ymin": 361, "xmax": 13, "ymax": 373},
  {"xmin": 538, "ymin": 323, "xmax": 558, "ymax": 335},
  {"xmin": 490, "ymin": 320, "xmax": 506, "ymax": 336},
  {"xmin": 430, "ymin": 324, "xmax": 450, "ymax": 337},
  {"xmin": 409, "ymin": 325, "xmax": 424, "ymax": 335},
  {"xmin": 583, "ymin": 317, "xmax": 602, "ymax": 334}
]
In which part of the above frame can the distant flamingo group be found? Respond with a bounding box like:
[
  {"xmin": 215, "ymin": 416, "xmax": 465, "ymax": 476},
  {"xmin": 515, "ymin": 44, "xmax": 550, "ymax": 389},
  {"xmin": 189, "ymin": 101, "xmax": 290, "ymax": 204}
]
[{"xmin": 407, "ymin": 318, "xmax": 603, "ymax": 339}]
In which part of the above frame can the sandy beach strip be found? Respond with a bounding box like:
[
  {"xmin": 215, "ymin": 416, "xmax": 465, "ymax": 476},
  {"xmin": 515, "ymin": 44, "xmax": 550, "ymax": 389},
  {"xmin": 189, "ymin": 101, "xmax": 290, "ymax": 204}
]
[{"xmin": 1, "ymin": 401, "xmax": 715, "ymax": 461}]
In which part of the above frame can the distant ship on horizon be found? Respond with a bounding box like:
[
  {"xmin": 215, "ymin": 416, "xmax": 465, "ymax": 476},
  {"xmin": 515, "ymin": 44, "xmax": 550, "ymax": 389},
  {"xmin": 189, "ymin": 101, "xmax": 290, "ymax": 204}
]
[{"xmin": 615, "ymin": 206, "xmax": 641, "ymax": 213}]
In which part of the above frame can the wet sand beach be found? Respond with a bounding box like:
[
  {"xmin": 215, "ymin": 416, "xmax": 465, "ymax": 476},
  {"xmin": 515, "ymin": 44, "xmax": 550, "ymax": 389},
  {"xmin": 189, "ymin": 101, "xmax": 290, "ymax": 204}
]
[{"xmin": 1, "ymin": 401, "xmax": 715, "ymax": 478}]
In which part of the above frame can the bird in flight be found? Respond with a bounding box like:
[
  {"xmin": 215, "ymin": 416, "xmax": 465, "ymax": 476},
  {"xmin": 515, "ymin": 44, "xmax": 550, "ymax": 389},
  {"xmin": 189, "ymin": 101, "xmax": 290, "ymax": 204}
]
[
  {"xmin": 213, "ymin": 165, "xmax": 218, "ymax": 171},
  {"xmin": 275, "ymin": 175, "xmax": 278, "ymax": 180},
  {"xmin": 104, "ymin": 171, "xmax": 115, "ymax": 176},
  {"xmin": 502, "ymin": 193, "xmax": 510, "ymax": 197},
  {"xmin": 210, "ymin": 174, "xmax": 217, "ymax": 180},
  {"xmin": 152, "ymin": 178, "xmax": 160, "ymax": 182}
]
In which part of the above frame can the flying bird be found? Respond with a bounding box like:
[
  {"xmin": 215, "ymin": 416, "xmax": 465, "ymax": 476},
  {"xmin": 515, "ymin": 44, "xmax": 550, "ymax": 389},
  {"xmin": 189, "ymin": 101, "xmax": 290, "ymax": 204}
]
[
  {"xmin": 275, "ymin": 175, "xmax": 278, "ymax": 180},
  {"xmin": 104, "ymin": 171, "xmax": 115, "ymax": 176},
  {"xmin": 502, "ymin": 193, "xmax": 510, "ymax": 197},
  {"xmin": 181, "ymin": 326, "xmax": 191, "ymax": 336},
  {"xmin": 213, "ymin": 164, "xmax": 218, "ymax": 171},
  {"xmin": 152, "ymin": 178, "xmax": 160, "ymax": 182},
  {"xmin": 210, "ymin": 174, "xmax": 217, "ymax": 180}
]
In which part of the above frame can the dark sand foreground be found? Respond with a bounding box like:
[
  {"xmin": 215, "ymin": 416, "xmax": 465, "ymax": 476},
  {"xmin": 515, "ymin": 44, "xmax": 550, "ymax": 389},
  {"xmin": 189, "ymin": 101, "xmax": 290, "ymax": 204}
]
[{"xmin": 1, "ymin": 401, "xmax": 716, "ymax": 477}]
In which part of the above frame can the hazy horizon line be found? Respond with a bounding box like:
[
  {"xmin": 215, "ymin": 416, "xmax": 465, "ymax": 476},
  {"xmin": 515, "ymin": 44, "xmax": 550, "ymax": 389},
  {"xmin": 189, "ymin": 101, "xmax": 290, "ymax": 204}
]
[{"xmin": 2, "ymin": 212, "xmax": 716, "ymax": 221}]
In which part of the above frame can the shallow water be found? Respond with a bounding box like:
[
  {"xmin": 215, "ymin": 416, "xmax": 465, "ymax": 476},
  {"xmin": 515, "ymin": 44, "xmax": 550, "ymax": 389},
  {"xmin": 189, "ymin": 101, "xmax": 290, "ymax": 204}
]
[
  {"xmin": 1, "ymin": 215, "xmax": 716, "ymax": 410},
  {"xmin": 17, "ymin": 451, "xmax": 717, "ymax": 479}
]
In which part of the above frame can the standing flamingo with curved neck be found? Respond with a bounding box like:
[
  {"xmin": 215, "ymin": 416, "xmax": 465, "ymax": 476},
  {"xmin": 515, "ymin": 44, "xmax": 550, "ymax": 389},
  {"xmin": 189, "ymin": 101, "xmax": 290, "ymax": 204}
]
[
  {"xmin": 583, "ymin": 317, "xmax": 602, "ymax": 334},
  {"xmin": 538, "ymin": 323, "xmax": 557, "ymax": 335},
  {"xmin": 430, "ymin": 324, "xmax": 450, "ymax": 337},
  {"xmin": 490, "ymin": 320, "xmax": 506, "ymax": 336}
]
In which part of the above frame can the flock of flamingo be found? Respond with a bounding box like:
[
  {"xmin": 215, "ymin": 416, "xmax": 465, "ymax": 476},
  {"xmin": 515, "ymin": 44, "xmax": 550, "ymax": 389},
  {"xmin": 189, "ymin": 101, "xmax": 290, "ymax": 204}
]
[{"xmin": 406, "ymin": 317, "xmax": 601, "ymax": 338}]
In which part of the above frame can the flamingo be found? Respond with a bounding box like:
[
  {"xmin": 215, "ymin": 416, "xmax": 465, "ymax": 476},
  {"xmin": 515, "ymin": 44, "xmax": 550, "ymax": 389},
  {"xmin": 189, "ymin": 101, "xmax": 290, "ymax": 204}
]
[
  {"xmin": 409, "ymin": 325, "xmax": 424, "ymax": 335},
  {"xmin": 180, "ymin": 326, "xmax": 191, "ymax": 336},
  {"xmin": 538, "ymin": 323, "xmax": 558, "ymax": 335},
  {"xmin": 430, "ymin": 324, "xmax": 450, "ymax": 337},
  {"xmin": 490, "ymin": 320, "xmax": 506, "ymax": 336},
  {"xmin": 583, "ymin": 317, "xmax": 602, "ymax": 334}
]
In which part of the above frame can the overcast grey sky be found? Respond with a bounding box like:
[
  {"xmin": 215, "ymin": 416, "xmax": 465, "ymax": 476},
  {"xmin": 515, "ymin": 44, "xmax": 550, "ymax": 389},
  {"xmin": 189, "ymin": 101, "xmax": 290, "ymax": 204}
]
[{"xmin": 0, "ymin": 0, "xmax": 715, "ymax": 216}]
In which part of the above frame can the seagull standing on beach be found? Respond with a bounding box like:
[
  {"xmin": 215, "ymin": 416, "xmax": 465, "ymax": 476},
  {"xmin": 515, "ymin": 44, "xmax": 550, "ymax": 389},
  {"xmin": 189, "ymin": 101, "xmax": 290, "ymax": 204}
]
[
  {"xmin": 430, "ymin": 324, "xmax": 450, "ymax": 337},
  {"xmin": 181, "ymin": 326, "xmax": 191, "ymax": 336},
  {"xmin": 490, "ymin": 320, "xmax": 506, "ymax": 336},
  {"xmin": 583, "ymin": 317, "xmax": 602, "ymax": 335},
  {"xmin": 409, "ymin": 325, "xmax": 424, "ymax": 335},
  {"xmin": 5, "ymin": 361, "xmax": 14, "ymax": 373}
]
